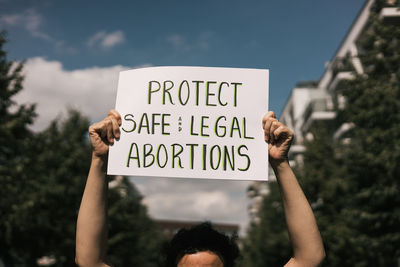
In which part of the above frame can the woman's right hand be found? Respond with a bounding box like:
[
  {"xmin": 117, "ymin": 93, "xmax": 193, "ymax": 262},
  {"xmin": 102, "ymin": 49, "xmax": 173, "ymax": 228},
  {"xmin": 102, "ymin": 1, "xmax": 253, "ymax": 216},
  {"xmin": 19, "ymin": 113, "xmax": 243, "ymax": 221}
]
[
  {"xmin": 88, "ymin": 109, "xmax": 122, "ymax": 160},
  {"xmin": 262, "ymin": 111, "xmax": 294, "ymax": 166}
]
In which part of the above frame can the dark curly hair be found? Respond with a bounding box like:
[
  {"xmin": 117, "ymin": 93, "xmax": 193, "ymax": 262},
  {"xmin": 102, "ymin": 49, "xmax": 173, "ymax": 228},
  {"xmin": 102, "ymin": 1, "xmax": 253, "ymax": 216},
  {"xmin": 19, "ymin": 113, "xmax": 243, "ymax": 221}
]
[{"xmin": 162, "ymin": 222, "xmax": 239, "ymax": 267}]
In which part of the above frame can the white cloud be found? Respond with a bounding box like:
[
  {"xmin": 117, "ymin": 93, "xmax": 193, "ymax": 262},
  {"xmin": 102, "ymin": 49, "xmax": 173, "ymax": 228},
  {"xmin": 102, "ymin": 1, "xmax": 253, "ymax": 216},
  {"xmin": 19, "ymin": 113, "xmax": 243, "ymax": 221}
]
[
  {"xmin": 102, "ymin": 31, "xmax": 125, "ymax": 48},
  {"xmin": 197, "ymin": 31, "xmax": 215, "ymax": 50},
  {"xmin": 166, "ymin": 31, "xmax": 215, "ymax": 52},
  {"xmin": 133, "ymin": 176, "xmax": 252, "ymax": 235},
  {"xmin": 87, "ymin": 30, "xmax": 125, "ymax": 49},
  {"xmin": 0, "ymin": 9, "xmax": 42, "ymax": 34},
  {"xmin": 0, "ymin": 9, "xmax": 75, "ymax": 52},
  {"xmin": 16, "ymin": 57, "xmax": 129, "ymax": 131},
  {"xmin": 167, "ymin": 33, "xmax": 185, "ymax": 48}
]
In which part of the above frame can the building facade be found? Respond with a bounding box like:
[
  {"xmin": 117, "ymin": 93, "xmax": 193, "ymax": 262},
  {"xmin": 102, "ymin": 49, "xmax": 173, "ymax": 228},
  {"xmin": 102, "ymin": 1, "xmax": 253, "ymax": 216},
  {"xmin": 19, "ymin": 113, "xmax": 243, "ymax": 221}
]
[
  {"xmin": 248, "ymin": 0, "xmax": 400, "ymax": 223},
  {"xmin": 280, "ymin": 0, "xmax": 400, "ymax": 165}
]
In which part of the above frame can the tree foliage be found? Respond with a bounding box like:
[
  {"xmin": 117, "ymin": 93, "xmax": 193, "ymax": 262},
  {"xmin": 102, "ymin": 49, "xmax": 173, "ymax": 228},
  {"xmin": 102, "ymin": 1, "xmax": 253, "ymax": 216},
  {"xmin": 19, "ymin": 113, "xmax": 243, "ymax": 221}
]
[
  {"xmin": 0, "ymin": 31, "xmax": 164, "ymax": 266},
  {"xmin": 241, "ymin": 182, "xmax": 291, "ymax": 267},
  {"xmin": 332, "ymin": 3, "xmax": 400, "ymax": 264},
  {"xmin": 107, "ymin": 176, "xmax": 166, "ymax": 267},
  {"xmin": 242, "ymin": 1, "xmax": 400, "ymax": 266},
  {"xmin": 0, "ymin": 30, "xmax": 38, "ymax": 266}
]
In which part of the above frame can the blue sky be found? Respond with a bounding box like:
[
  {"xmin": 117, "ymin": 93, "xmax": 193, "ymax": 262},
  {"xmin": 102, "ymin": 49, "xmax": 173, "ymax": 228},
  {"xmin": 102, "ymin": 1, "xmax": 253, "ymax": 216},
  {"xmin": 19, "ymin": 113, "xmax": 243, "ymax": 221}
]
[
  {"xmin": 3, "ymin": 0, "xmax": 365, "ymax": 114},
  {"xmin": 1, "ymin": 0, "xmax": 366, "ymax": 234}
]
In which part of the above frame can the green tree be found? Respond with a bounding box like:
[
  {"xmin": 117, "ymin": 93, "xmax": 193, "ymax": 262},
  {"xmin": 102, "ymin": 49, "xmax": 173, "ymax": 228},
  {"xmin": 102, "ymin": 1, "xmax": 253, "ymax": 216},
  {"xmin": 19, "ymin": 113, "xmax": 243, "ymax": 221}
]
[
  {"xmin": 332, "ymin": 2, "xmax": 400, "ymax": 264},
  {"xmin": 296, "ymin": 124, "xmax": 354, "ymax": 266},
  {"xmin": 0, "ymin": 31, "xmax": 165, "ymax": 266},
  {"xmin": 29, "ymin": 110, "xmax": 94, "ymax": 265},
  {"xmin": 28, "ymin": 111, "xmax": 165, "ymax": 266},
  {"xmin": 241, "ymin": 124, "xmax": 343, "ymax": 267},
  {"xmin": 0, "ymin": 30, "xmax": 37, "ymax": 265},
  {"xmin": 242, "ymin": 1, "xmax": 400, "ymax": 266},
  {"xmin": 300, "ymin": 2, "xmax": 400, "ymax": 265},
  {"xmin": 241, "ymin": 182, "xmax": 291, "ymax": 267},
  {"xmin": 107, "ymin": 176, "xmax": 166, "ymax": 267}
]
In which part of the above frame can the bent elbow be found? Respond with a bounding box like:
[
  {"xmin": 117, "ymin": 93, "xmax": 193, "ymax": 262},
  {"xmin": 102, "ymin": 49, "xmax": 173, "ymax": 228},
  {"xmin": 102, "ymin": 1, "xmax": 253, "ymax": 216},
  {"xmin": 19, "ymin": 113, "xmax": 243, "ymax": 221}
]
[
  {"xmin": 75, "ymin": 256, "xmax": 88, "ymax": 267},
  {"xmin": 317, "ymin": 248, "xmax": 326, "ymax": 266},
  {"xmin": 293, "ymin": 247, "xmax": 326, "ymax": 267},
  {"xmin": 310, "ymin": 248, "xmax": 326, "ymax": 267},
  {"xmin": 75, "ymin": 257, "xmax": 111, "ymax": 267},
  {"xmin": 75, "ymin": 256, "xmax": 82, "ymax": 267},
  {"xmin": 74, "ymin": 256, "xmax": 95, "ymax": 267}
]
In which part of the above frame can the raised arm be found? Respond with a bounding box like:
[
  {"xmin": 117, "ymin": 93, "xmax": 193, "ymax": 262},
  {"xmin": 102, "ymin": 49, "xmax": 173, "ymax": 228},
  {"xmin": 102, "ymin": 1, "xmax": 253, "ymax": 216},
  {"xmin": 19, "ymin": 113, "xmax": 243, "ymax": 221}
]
[
  {"xmin": 262, "ymin": 111, "xmax": 325, "ymax": 267},
  {"xmin": 75, "ymin": 110, "xmax": 121, "ymax": 267}
]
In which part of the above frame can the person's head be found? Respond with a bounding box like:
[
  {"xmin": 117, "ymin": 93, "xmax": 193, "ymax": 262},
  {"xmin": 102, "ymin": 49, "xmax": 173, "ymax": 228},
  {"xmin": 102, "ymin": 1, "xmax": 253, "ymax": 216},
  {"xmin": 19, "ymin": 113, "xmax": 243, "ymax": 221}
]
[{"xmin": 163, "ymin": 222, "xmax": 239, "ymax": 267}]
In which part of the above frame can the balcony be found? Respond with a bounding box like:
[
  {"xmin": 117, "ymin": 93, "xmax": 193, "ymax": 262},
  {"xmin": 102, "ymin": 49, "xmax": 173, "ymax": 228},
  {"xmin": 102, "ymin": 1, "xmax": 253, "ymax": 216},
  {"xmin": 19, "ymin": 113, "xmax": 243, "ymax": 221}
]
[
  {"xmin": 288, "ymin": 145, "xmax": 306, "ymax": 167},
  {"xmin": 328, "ymin": 71, "xmax": 355, "ymax": 92},
  {"xmin": 288, "ymin": 144, "xmax": 306, "ymax": 157},
  {"xmin": 301, "ymin": 98, "xmax": 336, "ymax": 134},
  {"xmin": 331, "ymin": 56, "xmax": 355, "ymax": 76},
  {"xmin": 333, "ymin": 122, "xmax": 355, "ymax": 141},
  {"xmin": 380, "ymin": 7, "xmax": 400, "ymax": 25}
]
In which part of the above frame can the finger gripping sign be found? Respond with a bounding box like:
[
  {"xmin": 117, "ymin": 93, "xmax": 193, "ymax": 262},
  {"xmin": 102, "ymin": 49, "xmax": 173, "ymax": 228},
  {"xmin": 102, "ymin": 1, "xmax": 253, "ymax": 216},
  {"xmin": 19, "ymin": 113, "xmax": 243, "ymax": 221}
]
[{"xmin": 108, "ymin": 66, "xmax": 269, "ymax": 181}]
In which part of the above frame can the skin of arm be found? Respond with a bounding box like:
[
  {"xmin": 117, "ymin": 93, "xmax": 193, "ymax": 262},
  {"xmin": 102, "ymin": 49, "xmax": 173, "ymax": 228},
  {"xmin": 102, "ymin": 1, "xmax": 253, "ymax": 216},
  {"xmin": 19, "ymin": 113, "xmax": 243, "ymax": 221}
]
[
  {"xmin": 75, "ymin": 109, "xmax": 324, "ymax": 266},
  {"xmin": 75, "ymin": 110, "xmax": 121, "ymax": 267},
  {"xmin": 262, "ymin": 111, "xmax": 325, "ymax": 267}
]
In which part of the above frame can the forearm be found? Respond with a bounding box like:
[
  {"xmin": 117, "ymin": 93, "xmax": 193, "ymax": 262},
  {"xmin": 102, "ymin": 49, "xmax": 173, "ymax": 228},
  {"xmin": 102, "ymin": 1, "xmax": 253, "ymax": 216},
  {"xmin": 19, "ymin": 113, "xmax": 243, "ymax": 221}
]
[
  {"xmin": 272, "ymin": 160, "xmax": 325, "ymax": 266},
  {"xmin": 76, "ymin": 155, "xmax": 109, "ymax": 267}
]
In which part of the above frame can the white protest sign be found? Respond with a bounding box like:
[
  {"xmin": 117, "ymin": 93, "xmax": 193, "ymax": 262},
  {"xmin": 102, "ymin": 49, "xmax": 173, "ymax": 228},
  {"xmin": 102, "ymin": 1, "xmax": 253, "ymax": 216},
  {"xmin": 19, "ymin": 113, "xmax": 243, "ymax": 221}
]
[{"xmin": 108, "ymin": 66, "xmax": 269, "ymax": 180}]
